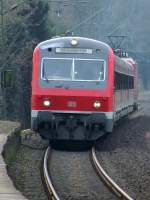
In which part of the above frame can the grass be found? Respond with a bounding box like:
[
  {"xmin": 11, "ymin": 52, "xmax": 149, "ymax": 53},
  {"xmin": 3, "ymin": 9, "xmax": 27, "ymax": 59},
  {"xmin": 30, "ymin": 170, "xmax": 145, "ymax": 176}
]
[{"xmin": 0, "ymin": 120, "xmax": 20, "ymax": 134}]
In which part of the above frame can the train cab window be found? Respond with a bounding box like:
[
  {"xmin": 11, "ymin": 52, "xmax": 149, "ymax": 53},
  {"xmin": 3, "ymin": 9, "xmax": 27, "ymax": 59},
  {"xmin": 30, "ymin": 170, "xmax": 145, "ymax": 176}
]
[
  {"xmin": 74, "ymin": 60, "xmax": 105, "ymax": 81},
  {"xmin": 42, "ymin": 58, "xmax": 72, "ymax": 80},
  {"xmin": 41, "ymin": 58, "xmax": 106, "ymax": 82}
]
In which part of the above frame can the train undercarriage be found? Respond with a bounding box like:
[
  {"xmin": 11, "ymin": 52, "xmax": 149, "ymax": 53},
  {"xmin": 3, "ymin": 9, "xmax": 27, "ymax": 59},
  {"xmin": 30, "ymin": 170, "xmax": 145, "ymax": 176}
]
[{"xmin": 31, "ymin": 111, "xmax": 113, "ymax": 141}]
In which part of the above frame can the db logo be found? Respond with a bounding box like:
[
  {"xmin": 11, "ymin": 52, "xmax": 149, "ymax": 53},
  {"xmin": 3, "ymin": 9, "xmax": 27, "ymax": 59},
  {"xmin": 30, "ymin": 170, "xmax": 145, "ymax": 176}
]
[{"xmin": 67, "ymin": 101, "xmax": 77, "ymax": 107}]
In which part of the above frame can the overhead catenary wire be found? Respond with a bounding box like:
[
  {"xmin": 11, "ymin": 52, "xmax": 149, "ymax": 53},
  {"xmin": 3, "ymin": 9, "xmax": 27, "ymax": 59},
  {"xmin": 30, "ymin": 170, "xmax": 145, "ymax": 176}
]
[
  {"xmin": 65, "ymin": 2, "xmax": 128, "ymax": 37},
  {"xmin": 69, "ymin": 4, "xmax": 111, "ymax": 33}
]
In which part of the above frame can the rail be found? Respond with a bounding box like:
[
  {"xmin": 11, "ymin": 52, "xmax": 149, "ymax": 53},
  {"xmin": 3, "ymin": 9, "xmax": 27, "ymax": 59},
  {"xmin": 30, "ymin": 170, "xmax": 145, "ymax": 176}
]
[
  {"xmin": 44, "ymin": 146, "xmax": 135, "ymax": 200},
  {"xmin": 43, "ymin": 147, "xmax": 60, "ymax": 200},
  {"xmin": 91, "ymin": 146, "xmax": 135, "ymax": 200}
]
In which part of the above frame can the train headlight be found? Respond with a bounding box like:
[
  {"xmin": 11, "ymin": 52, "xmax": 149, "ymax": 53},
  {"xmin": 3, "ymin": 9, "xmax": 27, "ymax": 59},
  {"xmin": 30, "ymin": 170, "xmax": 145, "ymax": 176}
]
[
  {"xmin": 71, "ymin": 38, "xmax": 78, "ymax": 46},
  {"xmin": 43, "ymin": 100, "xmax": 51, "ymax": 107},
  {"xmin": 93, "ymin": 101, "xmax": 101, "ymax": 109}
]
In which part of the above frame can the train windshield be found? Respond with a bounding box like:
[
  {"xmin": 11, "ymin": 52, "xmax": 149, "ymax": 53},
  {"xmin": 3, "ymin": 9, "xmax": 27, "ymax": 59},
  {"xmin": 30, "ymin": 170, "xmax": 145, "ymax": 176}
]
[
  {"xmin": 42, "ymin": 58, "xmax": 72, "ymax": 80},
  {"xmin": 74, "ymin": 59, "xmax": 105, "ymax": 81},
  {"xmin": 41, "ymin": 58, "xmax": 105, "ymax": 81}
]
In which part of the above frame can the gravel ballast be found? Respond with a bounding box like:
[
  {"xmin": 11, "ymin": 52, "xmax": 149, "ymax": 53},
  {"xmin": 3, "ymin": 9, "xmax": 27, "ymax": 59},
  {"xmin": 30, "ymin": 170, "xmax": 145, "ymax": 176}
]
[
  {"xmin": 2, "ymin": 92, "xmax": 150, "ymax": 200},
  {"xmin": 3, "ymin": 130, "xmax": 49, "ymax": 200},
  {"xmin": 50, "ymin": 150, "xmax": 117, "ymax": 200},
  {"xmin": 96, "ymin": 93, "xmax": 150, "ymax": 200}
]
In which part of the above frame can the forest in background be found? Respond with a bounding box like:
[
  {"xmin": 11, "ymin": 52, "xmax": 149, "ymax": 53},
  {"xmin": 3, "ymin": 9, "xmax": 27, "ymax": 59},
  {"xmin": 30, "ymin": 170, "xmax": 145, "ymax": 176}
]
[
  {"xmin": 0, "ymin": 0, "xmax": 56, "ymax": 126},
  {"xmin": 0, "ymin": 0, "xmax": 150, "ymax": 127}
]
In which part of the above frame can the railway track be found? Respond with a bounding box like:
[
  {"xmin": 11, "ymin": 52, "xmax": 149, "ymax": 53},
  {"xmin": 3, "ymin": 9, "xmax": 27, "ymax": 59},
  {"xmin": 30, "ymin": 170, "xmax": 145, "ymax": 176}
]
[
  {"xmin": 43, "ymin": 146, "xmax": 135, "ymax": 200},
  {"xmin": 43, "ymin": 147, "xmax": 60, "ymax": 200},
  {"xmin": 91, "ymin": 146, "xmax": 135, "ymax": 200}
]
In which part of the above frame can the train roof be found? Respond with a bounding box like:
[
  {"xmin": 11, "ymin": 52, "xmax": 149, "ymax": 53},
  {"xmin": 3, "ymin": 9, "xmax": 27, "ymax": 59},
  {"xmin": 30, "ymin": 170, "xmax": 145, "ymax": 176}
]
[
  {"xmin": 124, "ymin": 58, "xmax": 137, "ymax": 65},
  {"xmin": 36, "ymin": 37, "xmax": 111, "ymax": 50},
  {"xmin": 115, "ymin": 56, "xmax": 136, "ymax": 76}
]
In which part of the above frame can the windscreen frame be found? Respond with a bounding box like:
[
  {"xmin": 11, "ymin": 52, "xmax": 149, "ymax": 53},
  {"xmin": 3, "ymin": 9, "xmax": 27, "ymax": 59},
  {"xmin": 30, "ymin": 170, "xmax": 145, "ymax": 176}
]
[{"xmin": 41, "ymin": 57, "xmax": 106, "ymax": 82}]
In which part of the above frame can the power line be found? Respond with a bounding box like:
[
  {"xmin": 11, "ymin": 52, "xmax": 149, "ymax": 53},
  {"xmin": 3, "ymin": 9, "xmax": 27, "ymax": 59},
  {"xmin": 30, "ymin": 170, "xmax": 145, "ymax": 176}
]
[
  {"xmin": 47, "ymin": 0, "xmax": 88, "ymax": 2},
  {"xmin": 128, "ymin": 51, "xmax": 150, "ymax": 55},
  {"xmin": 69, "ymin": 4, "xmax": 111, "ymax": 32},
  {"xmin": 107, "ymin": 35, "xmax": 126, "ymax": 49},
  {"xmin": 108, "ymin": 18, "xmax": 129, "ymax": 36}
]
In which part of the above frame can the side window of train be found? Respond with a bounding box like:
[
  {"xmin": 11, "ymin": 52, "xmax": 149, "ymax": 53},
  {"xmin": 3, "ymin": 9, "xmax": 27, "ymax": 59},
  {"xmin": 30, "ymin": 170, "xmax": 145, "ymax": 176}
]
[
  {"xmin": 118, "ymin": 74, "xmax": 120, "ymax": 90},
  {"xmin": 120, "ymin": 73, "xmax": 124, "ymax": 90},
  {"xmin": 127, "ymin": 76, "xmax": 130, "ymax": 89},
  {"xmin": 125, "ymin": 75, "xmax": 127, "ymax": 89},
  {"xmin": 114, "ymin": 72, "xmax": 119, "ymax": 90},
  {"xmin": 129, "ymin": 76, "xmax": 131, "ymax": 89},
  {"xmin": 131, "ymin": 76, "xmax": 134, "ymax": 89},
  {"xmin": 129, "ymin": 76, "xmax": 134, "ymax": 89},
  {"xmin": 132, "ymin": 77, "xmax": 134, "ymax": 88},
  {"xmin": 114, "ymin": 72, "xmax": 134, "ymax": 91},
  {"xmin": 124, "ymin": 75, "xmax": 126, "ymax": 89},
  {"xmin": 121, "ymin": 74, "xmax": 124, "ymax": 89},
  {"xmin": 114, "ymin": 73, "xmax": 117, "ymax": 90},
  {"xmin": 115, "ymin": 72, "xmax": 121, "ymax": 90}
]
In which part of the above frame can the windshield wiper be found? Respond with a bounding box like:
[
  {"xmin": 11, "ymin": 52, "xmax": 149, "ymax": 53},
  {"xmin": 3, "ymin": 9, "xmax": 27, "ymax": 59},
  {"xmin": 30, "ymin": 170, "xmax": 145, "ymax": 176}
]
[
  {"xmin": 45, "ymin": 76, "xmax": 50, "ymax": 83},
  {"xmin": 54, "ymin": 83, "xmax": 70, "ymax": 89},
  {"xmin": 55, "ymin": 84, "xmax": 63, "ymax": 88}
]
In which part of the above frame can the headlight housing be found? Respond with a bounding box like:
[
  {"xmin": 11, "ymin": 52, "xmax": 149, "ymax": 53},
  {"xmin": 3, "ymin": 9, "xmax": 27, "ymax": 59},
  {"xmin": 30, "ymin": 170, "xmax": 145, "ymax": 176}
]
[
  {"xmin": 43, "ymin": 100, "xmax": 51, "ymax": 107},
  {"xmin": 71, "ymin": 38, "xmax": 78, "ymax": 46},
  {"xmin": 93, "ymin": 101, "xmax": 101, "ymax": 109}
]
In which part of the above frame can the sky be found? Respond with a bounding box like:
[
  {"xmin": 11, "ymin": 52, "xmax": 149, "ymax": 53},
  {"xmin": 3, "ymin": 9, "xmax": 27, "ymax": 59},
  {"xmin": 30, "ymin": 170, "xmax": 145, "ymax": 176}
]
[{"xmin": 49, "ymin": 0, "xmax": 150, "ymax": 53}]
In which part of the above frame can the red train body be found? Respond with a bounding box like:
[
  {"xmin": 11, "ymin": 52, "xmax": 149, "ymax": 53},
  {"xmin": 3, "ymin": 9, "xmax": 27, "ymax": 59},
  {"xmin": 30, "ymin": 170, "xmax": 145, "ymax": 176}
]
[{"xmin": 31, "ymin": 37, "xmax": 138, "ymax": 141}]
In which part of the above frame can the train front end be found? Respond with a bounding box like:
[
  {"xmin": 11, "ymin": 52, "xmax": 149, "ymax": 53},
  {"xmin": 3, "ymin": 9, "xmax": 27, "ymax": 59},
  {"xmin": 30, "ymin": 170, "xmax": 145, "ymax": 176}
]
[{"xmin": 31, "ymin": 37, "xmax": 114, "ymax": 141}]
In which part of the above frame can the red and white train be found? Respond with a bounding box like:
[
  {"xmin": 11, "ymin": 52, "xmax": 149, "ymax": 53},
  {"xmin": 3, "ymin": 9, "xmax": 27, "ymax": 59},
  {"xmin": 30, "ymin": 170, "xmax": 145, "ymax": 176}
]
[{"xmin": 31, "ymin": 37, "xmax": 138, "ymax": 141}]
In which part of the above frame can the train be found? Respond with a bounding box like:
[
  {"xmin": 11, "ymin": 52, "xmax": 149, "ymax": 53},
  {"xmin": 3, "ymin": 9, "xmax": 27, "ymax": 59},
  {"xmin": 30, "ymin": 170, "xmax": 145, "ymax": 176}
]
[{"xmin": 31, "ymin": 37, "xmax": 138, "ymax": 141}]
